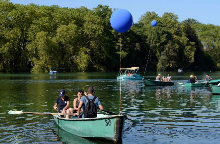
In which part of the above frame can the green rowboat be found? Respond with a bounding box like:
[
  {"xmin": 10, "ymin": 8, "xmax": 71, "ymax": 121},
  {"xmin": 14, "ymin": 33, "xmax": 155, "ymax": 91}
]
[
  {"xmin": 144, "ymin": 80, "xmax": 174, "ymax": 86},
  {"xmin": 184, "ymin": 82, "xmax": 208, "ymax": 87},
  {"xmin": 53, "ymin": 114, "xmax": 125, "ymax": 142},
  {"xmin": 209, "ymin": 79, "xmax": 220, "ymax": 85},
  {"xmin": 212, "ymin": 85, "xmax": 220, "ymax": 94}
]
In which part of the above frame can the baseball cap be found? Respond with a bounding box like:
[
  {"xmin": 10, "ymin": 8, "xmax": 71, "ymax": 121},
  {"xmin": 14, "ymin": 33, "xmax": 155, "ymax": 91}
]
[{"xmin": 59, "ymin": 89, "xmax": 66, "ymax": 97}]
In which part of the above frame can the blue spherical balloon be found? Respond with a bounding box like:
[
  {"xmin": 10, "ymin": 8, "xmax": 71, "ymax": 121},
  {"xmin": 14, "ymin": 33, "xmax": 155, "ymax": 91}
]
[
  {"xmin": 151, "ymin": 20, "xmax": 157, "ymax": 27},
  {"xmin": 110, "ymin": 9, "xmax": 133, "ymax": 33}
]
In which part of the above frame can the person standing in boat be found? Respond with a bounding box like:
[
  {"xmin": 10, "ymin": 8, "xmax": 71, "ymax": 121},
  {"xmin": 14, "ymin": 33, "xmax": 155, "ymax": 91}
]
[
  {"xmin": 53, "ymin": 89, "xmax": 70, "ymax": 118},
  {"xmin": 77, "ymin": 87, "xmax": 104, "ymax": 118},
  {"xmin": 204, "ymin": 74, "xmax": 212, "ymax": 82},
  {"xmin": 156, "ymin": 74, "xmax": 161, "ymax": 81}
]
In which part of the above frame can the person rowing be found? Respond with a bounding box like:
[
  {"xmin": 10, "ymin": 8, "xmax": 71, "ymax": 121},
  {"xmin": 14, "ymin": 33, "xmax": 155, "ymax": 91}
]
[
  {"xmin": 77, "ymin": 87, "xmax": 104, "ymax": 118},
  {"xmin": 204, "ymin": 74, "xmax": 212, "ymax": 82},
  {"xmin": 189, "ymin": 75, "xmax": 197, "ymax": 83},
  {"xmin": 53, "ymin": 89, "xmax": 71, "ymax": 118}
]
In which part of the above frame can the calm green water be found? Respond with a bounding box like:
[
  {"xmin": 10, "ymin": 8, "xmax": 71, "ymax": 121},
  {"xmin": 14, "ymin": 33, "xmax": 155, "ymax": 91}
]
[{"xmin": 1, "ymin": 72, "xmax": 220, "ymax": 144}]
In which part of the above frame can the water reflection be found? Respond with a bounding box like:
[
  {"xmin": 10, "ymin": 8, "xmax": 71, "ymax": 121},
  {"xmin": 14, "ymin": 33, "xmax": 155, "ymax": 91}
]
[
  {"xmin": 53, "ymin": 126, "xmax": 113, "ymax": 144},
  {"xmin": 50, "ymin": 75, "xmax": 57, "ymax": 80},
  {"xmin": 119, "ymin": 80, "xmax": 144, "ymax": 95},
  {"xmin": 155, "ymin": 86, "xmax": 171, "ymax": 100}
]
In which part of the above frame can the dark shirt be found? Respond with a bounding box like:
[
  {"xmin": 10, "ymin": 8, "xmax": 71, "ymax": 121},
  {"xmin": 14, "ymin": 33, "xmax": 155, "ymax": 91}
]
[
  {"xmin": 56, "ymin": 96, "xmax": 70, "ymax": 112},
  {"xmin": 75, "ymin": 99, "xmax": 80, "ymax": 108},
  {"xmin": 189, "ymin": 77, "xmax": 196, "ymax": 83}
]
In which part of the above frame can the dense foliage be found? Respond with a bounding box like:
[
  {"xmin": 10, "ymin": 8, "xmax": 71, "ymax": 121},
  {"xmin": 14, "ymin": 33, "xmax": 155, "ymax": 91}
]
[{"xmin": 0, "ymin": 0, "xmax": 219, "ymax": 73}]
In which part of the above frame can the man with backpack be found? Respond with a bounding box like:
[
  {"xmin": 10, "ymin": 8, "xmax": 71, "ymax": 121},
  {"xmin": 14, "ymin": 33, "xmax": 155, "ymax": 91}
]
[{"xmin": 77, "ymin": 86, "xmax": 104, "ymax": 118}]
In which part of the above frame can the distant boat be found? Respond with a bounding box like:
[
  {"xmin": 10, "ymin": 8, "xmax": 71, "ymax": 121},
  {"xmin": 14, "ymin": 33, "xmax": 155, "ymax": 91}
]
[
  {"xmin": 144, "ymin": 79, "xmax": 174, "ymax": 86},
  {"xmin": 49, "ymin": 70, "xmax": 57, "ymax": 75},
  {"xmin": 117, "ymin": 67, "xmax": 143, "ymax": 80},
  {"xmin": 49, "ymin": 67, "xmax": 57, "ymax": 75},
  {"xmin": 178, "ymin": 68, "xmax": 183, "ymax": 72}
]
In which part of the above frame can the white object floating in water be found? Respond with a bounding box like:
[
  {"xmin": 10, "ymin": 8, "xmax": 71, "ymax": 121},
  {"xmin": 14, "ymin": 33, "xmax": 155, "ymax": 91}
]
[{"xmin": 8, "ymin": 110, "xmax": 23, "ymax": 114}]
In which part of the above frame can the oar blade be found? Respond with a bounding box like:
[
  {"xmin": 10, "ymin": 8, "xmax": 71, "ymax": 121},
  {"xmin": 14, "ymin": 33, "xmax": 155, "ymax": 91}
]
[{"xmin": 8, "ymin": 110, "xmax": 23, "ymax": 114}]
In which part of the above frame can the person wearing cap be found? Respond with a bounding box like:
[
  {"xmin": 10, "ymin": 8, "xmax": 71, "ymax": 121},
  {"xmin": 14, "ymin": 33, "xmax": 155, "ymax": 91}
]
[
  {"xmin": 77, "ymin": 86, "xmax": 104, "ymax": 118},
  {"xmin": 155, "ymin": 74, "xmax": 161, "ymax": 81},
  {"xmin": 53, "ymin": 89, "xmax": 70, "ymax": 118}
]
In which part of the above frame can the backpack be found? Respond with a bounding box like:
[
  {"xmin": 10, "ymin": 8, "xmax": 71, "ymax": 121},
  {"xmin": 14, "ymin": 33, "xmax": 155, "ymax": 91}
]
[{"xmin": 84, "ymin": 96, "xmax": 97, "ymax": 118}]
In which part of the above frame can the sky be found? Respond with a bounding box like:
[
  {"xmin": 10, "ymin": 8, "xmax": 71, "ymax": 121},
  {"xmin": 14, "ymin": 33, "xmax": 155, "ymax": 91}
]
[{"xmin": 10, "ymin": 0, "xmax": 220, "ymax": 26}]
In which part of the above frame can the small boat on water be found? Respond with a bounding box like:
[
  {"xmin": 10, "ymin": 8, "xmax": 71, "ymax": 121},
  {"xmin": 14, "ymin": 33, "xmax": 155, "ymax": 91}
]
[
  {"xmin": 49, "ymin": 67, "xmax": 57, "ymax": 75},
  {"xmin": 178, "ymin": 68, "xmax": 183, "ymax": 72},
  {"xmin": 53, "ymin": 114, "xmax": 125, "ymax": 142},
  {"xmin": 212, "ymin": 85, "xmax": 220, "ymax": 94},
  {"xmin": 184, "ymin": 82, "xmax": 208, "ymax": 87},
  {"xmin": 144, "ymin": 79, "xmax": 174, "ymax": 86},
  {"xmin": 117, "ymin": 67, "xmax": 143, "ymax": 80},
  {"xmin": 209, "ymin": 79, "xmax": 220, "ymax": 85},
  {"xmin": 50, "ymin": 70, "xmax": 57, "ymax": 75}
]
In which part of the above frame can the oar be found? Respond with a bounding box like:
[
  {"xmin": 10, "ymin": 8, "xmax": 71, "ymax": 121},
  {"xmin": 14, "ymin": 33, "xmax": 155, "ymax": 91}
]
[
  {"xmin": 101, "ymin": 110, "xmax": 132, "ymax": 120},
  {"xmin": 8, "ymin": 110, "xmax": 75, "ymax": 115},
  {"xmin": 101, "ymin": 110, "xmax": 118, "ymax": 115}
]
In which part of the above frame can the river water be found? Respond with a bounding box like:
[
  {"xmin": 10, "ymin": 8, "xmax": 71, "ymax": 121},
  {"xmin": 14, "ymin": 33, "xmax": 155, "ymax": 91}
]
[{"xmin": 0, "ymin": 72, "xmax": 220, "ymax": 144}]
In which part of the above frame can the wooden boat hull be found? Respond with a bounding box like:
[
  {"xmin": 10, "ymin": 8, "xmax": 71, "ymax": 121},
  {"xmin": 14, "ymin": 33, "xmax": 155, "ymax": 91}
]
[
  {"xmin": 212, "ymin": 85, "xmax": 220, "ymax": 94},
  {"xmin": 53, "ymin": 114, "xmax": 125, "ymax": 142},
  {"xmin": 144, "ymin": 80, "xmax": 174, "ymax": 86}
]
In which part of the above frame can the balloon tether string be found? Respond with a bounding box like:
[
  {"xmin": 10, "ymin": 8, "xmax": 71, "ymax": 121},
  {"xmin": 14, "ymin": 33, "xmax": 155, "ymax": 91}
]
[{"xmin": 119, "ymin": 33, "xmax": 122, "ymax": 115}]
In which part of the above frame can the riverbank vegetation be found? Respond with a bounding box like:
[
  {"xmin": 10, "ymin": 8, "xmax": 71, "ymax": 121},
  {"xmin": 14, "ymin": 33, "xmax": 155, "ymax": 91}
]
[{"xmin": 0, "ymin": 0, "xmax": 219, "ymax": 73}]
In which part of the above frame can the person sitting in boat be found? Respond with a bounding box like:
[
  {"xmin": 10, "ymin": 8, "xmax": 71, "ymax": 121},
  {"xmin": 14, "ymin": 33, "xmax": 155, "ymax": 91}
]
[
  {"xmin": 156, "ymin": 74, "xmax": 161, "ymax": 81},
  {"xmin": 77, "ymin": 86, "xmax": 104, "ymax": 118},
  {"xmin": 167, "ymin": 74, "xmax": 171, "ymax": 81},
  {"xmin": 69, "ymin": 90, "xmax": 84, "ymax": 114},
  {"xmin": 161, "ymin": 75, "xmax": 165, "ymax": 82},
  {"xmin": 163, "ymin": 76, "xmax": 168, "ymax": 82},
  {"xmin": 53, "ymin": 89, "xmax": 71, "ymax": 118},
  {"xmin": 204, "ymin": 74, "xmax": 212, "ymax": 82},
  {"xmin": 189, "ymin": 75, "xmax": 197, "ymax": 83}
]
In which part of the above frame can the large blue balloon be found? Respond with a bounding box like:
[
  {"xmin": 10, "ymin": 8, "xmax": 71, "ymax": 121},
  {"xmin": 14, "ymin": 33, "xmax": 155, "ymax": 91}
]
[
  {"xmin": 110, "ymin": 9, "xmax": 133, "ymax": 33},
  {"xmin": 151, "ymin": 20, "xmax": 157, "ymax": 27}
]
